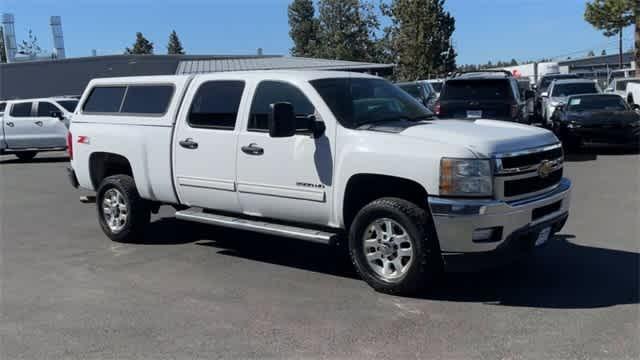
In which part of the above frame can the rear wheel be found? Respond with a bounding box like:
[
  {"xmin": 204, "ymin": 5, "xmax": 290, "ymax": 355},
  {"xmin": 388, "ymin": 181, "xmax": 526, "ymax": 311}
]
[
  {"xmin": 97, "ymin": 175, "xmax": 150, "ymax": 243},
  {"xmin": 15, "ymin": 151, "xmax": 37, "ymax": 161},
  {"xmin": 349, "ymin": 198, "xmax": 442, "ymax": 295}
]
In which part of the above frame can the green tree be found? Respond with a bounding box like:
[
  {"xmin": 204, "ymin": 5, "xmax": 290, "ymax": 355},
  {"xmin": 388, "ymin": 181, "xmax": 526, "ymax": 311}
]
[
  {"xmin": 167, "ymin": 30, "xmax": 185, "ymax": 55},
  {"xmin": 585, "ymin": 0, "xmax": 633, "ymax": 66},
  {"xmin": 601, "ymin": 49, "xmax": 608, "ymax": 56},
  {"xmin": 509, "ymin": 58, "xmax": 519, "ymax": 66},
  {"xmin": 18, "ymin": 29, "xmax": 42, "ymax": 58},
  {"xmin": 384, "ymin": 0, "xmax": 456, "ymax": 80},
  {"xmin": 288, "ymin": 0, "xmax": 319, "ymax": 57},
  {"xmin": 316, "ymin": 0, "xmax": 379, "ymax": 61},
  {"xmin": 125, "ymin": 32, "xmax": 154, "ymax": 55},
  {"xmin": 587, "ymin": 50, "xmax": 596, "ymax": 56},
  {"xmin": 0, "ymin": 27, "xmax": 6, "ymax": 63}
]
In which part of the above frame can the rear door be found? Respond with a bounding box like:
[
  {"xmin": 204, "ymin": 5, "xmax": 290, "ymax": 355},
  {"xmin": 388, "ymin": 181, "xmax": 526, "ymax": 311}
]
[
  {"xmin": 440, "ymin": 79, "xmax": 513, "ymax": 119},
  {"xmin": 173, "ymin": 79, "xmax": 247, "ymax": 212},
  {"xmin": 35, "ymin": 101, "xmax": 68, "ymax": 147},
  {"xmin": 3, "ymin": 101, "xmax": 45, "ymax": 148}
]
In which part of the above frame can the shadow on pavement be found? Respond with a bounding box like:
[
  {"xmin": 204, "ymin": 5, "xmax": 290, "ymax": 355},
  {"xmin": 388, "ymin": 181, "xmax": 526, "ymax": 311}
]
[
  {"xmin": 565, "ymin": 145, "xmax": 640, "ymax": 162},
  {"xmin": 0, "ymin": 156, "xmax": 69, "ymax": 164},
  {"xmin": 127, "ymin": 217, "xmax": 210, "ymax": 245},
  {"xmin": 190, "ymin": 225, "xmax": 638, "ymax": 308}
]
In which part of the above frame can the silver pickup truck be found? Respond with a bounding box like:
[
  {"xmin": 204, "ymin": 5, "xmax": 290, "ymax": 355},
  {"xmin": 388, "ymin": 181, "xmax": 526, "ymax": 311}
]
[{"xmin": 0, "ymin": 97, "xmax": 77, "ymax": 160}]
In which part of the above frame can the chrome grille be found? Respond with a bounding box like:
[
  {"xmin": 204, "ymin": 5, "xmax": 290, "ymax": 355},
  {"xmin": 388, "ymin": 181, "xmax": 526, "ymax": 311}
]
[{"xmin": 493, "ymin": 143, "xmax": 564, "ymax": 201}]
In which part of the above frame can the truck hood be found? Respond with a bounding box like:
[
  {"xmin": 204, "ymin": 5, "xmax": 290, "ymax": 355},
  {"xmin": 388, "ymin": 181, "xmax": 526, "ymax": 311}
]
[{"xmin": 395, "ymin": 119, "xmax": 558, "ymax": 157}]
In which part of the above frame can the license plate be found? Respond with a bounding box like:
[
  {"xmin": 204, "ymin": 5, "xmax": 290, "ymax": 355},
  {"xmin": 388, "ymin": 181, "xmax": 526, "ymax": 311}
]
[
  {"xmin": 535, "ymin": 227, "xmax": 552, "ymax": 246},
  {"xmin": 467, "ymin": 110, "xmax": 482, "ymax": 118}
]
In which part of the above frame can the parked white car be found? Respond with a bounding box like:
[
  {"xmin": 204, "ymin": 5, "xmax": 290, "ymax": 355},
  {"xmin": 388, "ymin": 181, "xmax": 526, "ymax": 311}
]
[
  {"xmin": 67, "ymin": 71, "xmax": 571, "ymax": 295},
  {"xmin": 1, "ymin": 97, "xmax": 77, "ymax": 160},
  {"xmin": 604, "ymin": 77, "xmax": 640, "ymax": 98},
  {"xmin": 541, "ymin": 79, "xmax": 601, "ymax": 126}
]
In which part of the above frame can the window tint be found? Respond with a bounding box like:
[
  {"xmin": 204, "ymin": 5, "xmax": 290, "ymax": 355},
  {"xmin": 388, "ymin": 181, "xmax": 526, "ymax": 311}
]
[
  {"xmin": 398, "ymin": 84, "xmax": 422, "ymax": 99},
  {"xmin": 188, "ymin": 81, "xmax": 245, "ymax": 129},
  {"xmin": 568, "ymin": 96, "xmax": 627, "ymax": 111},
  {"xmin": 551, "ymin": 83, "xmax": 599, "ymax": 97},
  {"xmin": 56, "ymin": 100, "xmax": 78, "ymax": 112},
  {"xmin": 10, "ymin": 102, "xmax": 32, "ymax": 117},
  {"xmin": 83, "ymin": 86, "xmax": 126, "ymax": 113},
  {"xmin": 37, "ymin": 102, "xmax": 60, "ymax": 117},
  {"xmin": 0, "ymin": 103, "xmax": 6, "ymax": 112},
  {"xmin": 121, "ymin": 85, "xmax": 174, "ymax": 114},
  {"xmin": 430, "ymin": 82, "xmax": 443, "ymax": 92},
  {"xmin": 442, "ymin": 80, "xmax": 513, "ymax": 101},
  {"xmin": 249, "ymin": 81, "xmax": 315, "ymax": 131},
  {"xmin": 616, "ymin": 79, "xmax": 640, "ymax": 91}
]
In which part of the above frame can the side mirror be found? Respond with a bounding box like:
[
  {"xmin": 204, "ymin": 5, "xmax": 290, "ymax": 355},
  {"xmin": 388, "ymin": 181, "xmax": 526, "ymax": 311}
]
[
  {"xmin": 50, "ymin": 111, "xmax": 64, "ymax": 120},
  {"xmin": 268, "ymin": 102, "xmax": 296, "ymax": 138},
  {"xmin": 541, "ymin": 92, "xmax": 549, "ymax": 98},
  {"xmin": 532, "ymin": 84, "xmax": 538, "ymax": 90},
  {"xmin": 524, "ymin": 90, "xmax": 535, "ymax": 100}
]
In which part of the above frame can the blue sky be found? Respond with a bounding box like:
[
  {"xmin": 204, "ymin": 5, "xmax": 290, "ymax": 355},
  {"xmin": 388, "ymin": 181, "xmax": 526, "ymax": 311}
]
[{"xmin": 2, "ymin": 0, "xmax": 634, "ymax": 64}]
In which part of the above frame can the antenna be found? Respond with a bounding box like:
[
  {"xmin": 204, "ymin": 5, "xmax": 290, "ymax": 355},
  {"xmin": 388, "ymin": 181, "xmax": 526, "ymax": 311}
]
[{"xmin": 50, "ymin": 16, "xmax": 65, "ymax": 59}]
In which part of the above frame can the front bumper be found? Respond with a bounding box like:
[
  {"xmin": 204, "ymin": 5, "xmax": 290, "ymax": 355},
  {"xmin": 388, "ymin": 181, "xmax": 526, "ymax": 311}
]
[
  {"xmin": 562, "ymin": 125, "xmax": 640, "ymax": 145},
  {"xmin": 428, "ymin": 178, "xmax": 572, "ymax": 256}
]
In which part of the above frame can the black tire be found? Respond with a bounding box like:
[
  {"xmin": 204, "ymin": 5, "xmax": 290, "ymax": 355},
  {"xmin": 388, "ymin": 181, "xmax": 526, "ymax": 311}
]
[
  {"xmin": 96, "ymin": 175, "xmax": 150, "ymax": 243},
  {"xmin": 15, "ymin": 151, "xmax": 37, "ymax": 161},
  {"xmin": 349, "ymin": 197, "xmax": 442, "ymax": 295}
]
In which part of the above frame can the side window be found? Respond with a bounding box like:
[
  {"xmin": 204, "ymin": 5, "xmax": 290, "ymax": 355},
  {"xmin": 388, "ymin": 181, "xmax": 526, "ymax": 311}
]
[
  {"xmin": 83, "ymin": 86, "xmax": 126, "ymax": 113},
  {"xmin": 10, "ymin": 102, "xmax": 33, "ymax": 117},
  {"xmin": 248, "ymin": 81, "xmax": 315, "ymax": 132},
  {"xmin": 510, "ymin": 80, "xmax": 521, "ymax": 101},
  {"xmin": 37, "ymin": 102, "xmax": 60, "ymax": 117},
  {"xmin": 121, "ymin": 85, "xmax": 174, "ymax": 114},
  {"xmin": 188, "ymin": 81, "xmax": 245, "ymax": 129},
  {"xmin": 0, "ymin": 102, "xmax": 5, "ymax": 112}
]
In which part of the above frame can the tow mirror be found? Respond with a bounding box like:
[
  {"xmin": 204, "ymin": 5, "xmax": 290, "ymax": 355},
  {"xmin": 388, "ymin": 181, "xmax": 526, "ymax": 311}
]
[
  {"xmin": 268, "ymin": 102, "xmax": 296, "ymax": 138},
  {"xmin": 50, "ymin": 111, "xmax": 64, "ymax": 120}
]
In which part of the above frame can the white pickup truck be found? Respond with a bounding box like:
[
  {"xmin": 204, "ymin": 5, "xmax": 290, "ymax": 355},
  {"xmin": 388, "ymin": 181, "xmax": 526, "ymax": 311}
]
[
  {"xmin": 67, "ymin": 71, "xmax": 572, "ymax": 294},
  {"xmin": 1, "ymin": 97, "xmax": 77, "ymax": 160}
]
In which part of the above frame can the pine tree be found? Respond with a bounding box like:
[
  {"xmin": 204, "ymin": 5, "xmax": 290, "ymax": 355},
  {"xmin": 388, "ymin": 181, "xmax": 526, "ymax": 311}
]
[
  {"xmin": 601, "ymin": 49, "xmax": 607, "ymax": 56},
  {"xmin": 384, "ymin": 0, "xmax": 456, "ymax": 80},
  {"xmin": 288, "ymin": 0, "xmax": 319, "ymax": 57},
  {"xmin": 316, "ymin": 0, "xmax": 379, "ymax": 61},
  {"xmin": 0, "ymin": 27, "xmax": 6, "ymax": 63},
  {"xmin": 585, "ymin": 0, "xmax": 633, "ymax": 66},
  {"xmin": 587, "ymin": 50, "xmax": 596, "ymax": 56},
  {"xmin": 18, "ymin": 29, "xmax": 42, "ymax": 58},
  {"xmin": 167, "ymin": 30, "xmax": 185, "ymax": 55},
  {"xmin": 125, "ymin": 32, "xmax": 154, "ymax": 55}
]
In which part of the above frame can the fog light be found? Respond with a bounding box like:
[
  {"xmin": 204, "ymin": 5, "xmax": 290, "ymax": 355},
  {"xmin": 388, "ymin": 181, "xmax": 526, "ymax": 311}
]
[{"xmin": 472, "ymin": 227, "xmax": 502, "ymax": 243}]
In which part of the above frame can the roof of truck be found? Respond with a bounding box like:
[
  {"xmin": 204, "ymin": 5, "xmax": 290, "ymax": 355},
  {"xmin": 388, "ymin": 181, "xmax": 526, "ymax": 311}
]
[{"xmin": 86, "ymin": 70, "xmax": 380, "ymax": 85}]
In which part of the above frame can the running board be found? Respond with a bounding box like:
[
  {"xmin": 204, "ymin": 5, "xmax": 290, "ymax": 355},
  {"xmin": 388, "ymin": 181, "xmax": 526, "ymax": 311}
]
[{"xmin": 175, "ymin": 208, "xmax": 337, "ymax": 244}]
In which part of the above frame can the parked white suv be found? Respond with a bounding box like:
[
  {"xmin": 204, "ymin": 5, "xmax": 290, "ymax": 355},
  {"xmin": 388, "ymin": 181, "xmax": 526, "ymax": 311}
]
[
  {"xmin": 1, "ymin": 97, "xmax": 77, "ymax": 160},
  {"xmin": 541, "ymin": 79, "xmax": 601, "ymax": 126},
  {"xmin": 67, "ymin": 71, "xmax": 572, "ymax": 295}
]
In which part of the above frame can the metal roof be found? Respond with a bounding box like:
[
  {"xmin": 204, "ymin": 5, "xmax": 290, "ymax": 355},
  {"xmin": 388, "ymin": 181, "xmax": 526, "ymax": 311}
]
[{"xmin": 176, "ymin": 56, "xmax": 394, "ymax": 74}]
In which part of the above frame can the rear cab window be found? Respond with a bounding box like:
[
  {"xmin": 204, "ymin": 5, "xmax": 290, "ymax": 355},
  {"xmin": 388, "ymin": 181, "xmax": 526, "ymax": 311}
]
[
  {"xmin": 442, "ymin": 79, "xmax": 514, "ymax": 101},
  {"xmin": 10, "ymin": 102, "xmax": 33, "ymax": 117}
]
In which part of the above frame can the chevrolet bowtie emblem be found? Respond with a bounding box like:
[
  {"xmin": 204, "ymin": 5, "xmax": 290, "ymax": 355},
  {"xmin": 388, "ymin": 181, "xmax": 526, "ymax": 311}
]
[{"xmin": 538, "ymin": 160, "xmax": 554, "ymax": 178}]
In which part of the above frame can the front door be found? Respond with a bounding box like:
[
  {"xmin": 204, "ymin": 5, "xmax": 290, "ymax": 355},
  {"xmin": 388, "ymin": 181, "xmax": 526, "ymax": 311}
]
[
  {"xmin": 236, "ymin": 80, "xmax": 334, "ymax": 226},
  {"xmin": 35, "ymin": 101, "xmax": 68, "ymax": 147},
  {"xmin": 172, "ymin": 79, "xmax": 247, "ymax": 212},
  {"xmin": 3, "ymin": 101, "xmax": 43, "ymax": 148}
]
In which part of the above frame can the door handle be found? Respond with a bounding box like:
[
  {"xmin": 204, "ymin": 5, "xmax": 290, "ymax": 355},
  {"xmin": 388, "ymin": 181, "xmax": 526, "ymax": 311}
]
[
  {"xmin": 179, "ymin": 138, "xmax": 198, "ymax": 149},
  {"xmin": 6, "ymin": 122, "xmax": 14, "ymax": 127},
  {"xmin": 34, "ymin": 121, "xmax": 43, "ymax": 126},
  {"xmin": 241, "ymin": 143, "xmax": 264, "ymax": 156}
]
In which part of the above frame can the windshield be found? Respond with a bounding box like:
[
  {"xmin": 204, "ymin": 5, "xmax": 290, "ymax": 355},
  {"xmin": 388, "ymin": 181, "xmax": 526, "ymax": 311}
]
[
  {"xmin": 540, "ymin": 75, "xmax": 580, "ymax": 91},
  {"xmin": 442, "ymin": 79, "xmax": 513, "ymax": 101},
  {"xmin": 551, "ymin": 83, "xmax": 599, "ymax": 97},
  {"xmin": 56, "ymin": 100, "xmax": 79, "ymax": 112},
  {"xmin": 430, "ymin": 81, "xmax": 443, "ymax": 92},
  {"xmin": 398, "ymin": 84, "xmax": 423, "ymax": 100},
  {"xmin": 310, "ymin": 78, "xmax": 433, "ymax": 128},
  {"xmin": 568, "ymin": 96, "xmax": 627, "ymax": 112}
]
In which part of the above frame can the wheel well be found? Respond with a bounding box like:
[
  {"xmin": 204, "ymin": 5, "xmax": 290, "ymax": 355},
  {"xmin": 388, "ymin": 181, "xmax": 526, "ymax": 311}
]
[
  {"xmin": 343, "ymin": 174, "xmax": 429, "ymax": 228},
  {"xmin": 89, "ymin": 152, "xmax": 133, "ymax": 189}
]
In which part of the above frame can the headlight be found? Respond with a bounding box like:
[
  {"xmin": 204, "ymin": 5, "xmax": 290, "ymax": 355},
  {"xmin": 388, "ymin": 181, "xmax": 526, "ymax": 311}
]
[{"xmin": 440, "ymin": 158, "xmax": 492, "ymax": 197}]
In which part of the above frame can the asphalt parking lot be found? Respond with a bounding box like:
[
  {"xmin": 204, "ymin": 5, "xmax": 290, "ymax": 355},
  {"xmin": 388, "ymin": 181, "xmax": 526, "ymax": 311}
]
[{"xmin": 1, "ymin": 149, "xmax": 638, "ymax": 360}]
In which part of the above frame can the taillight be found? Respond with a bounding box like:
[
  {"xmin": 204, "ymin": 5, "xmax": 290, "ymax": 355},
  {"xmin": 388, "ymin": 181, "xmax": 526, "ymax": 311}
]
[
  {"xmin": 434, "ymin": 102, "xmax": 441, "ymax": 116},
  {"xmin": 67, "ymin": 132, "xmax": 73, "ymax": 160}
]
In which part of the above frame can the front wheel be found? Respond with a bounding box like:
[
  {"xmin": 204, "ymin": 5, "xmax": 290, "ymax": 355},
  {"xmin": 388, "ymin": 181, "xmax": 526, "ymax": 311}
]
[
  {"xmin": 349, "ymin": 198, "xmax": 442, "ymax": 295},
  {"xmin": 97, "ymin": 175, "xmax": 150, "ymax": 243}
]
